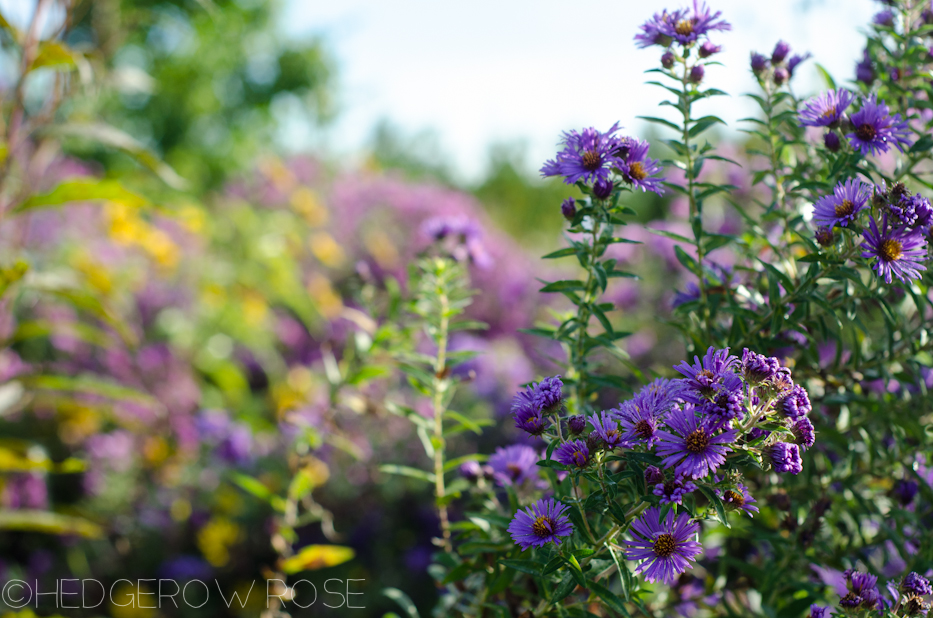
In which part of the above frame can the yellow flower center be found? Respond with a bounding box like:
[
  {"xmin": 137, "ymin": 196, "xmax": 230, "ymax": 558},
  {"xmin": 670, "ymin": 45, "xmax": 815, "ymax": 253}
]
[{"xmin": 653, "ymin": 533, "xmax": 676, "ymax": 558}]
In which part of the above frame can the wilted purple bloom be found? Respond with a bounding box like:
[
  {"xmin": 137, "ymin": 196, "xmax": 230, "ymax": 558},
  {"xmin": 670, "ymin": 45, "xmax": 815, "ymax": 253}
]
[
  {"xmin": 618, "ymin": 138, "xmax": 665, "ymax": 195},
  {"xmin": 792, "ymin": 417, "xmax": 816, "ymax": 450},
  {"xmin": 808, "ymin": 605, "xmax": 830, "ymax": 618},
  {"xmin": 673, "ymin": 347, "xmax": 739, "ymax": 396},
  {"xmin": 589, "ymin": 411, "xmax": 626, "ymax": 450},
  {"xmin": 771, "ymin": 442, "xmax": 803, "ymax": 474},
  {"xmin": 902, "ymin": 572, "xmax": 933, "ymax": 596},
  {"xmin": 699, "ymin": 41, "xmax": 721, "ymax": 57},
  {"xmin": 719, "ymin": 482, "xmax": 759, "ymax": 516},
  {"xmin": 459, "ymin": 461, "xmax": 483, "ymax": 481},
  {"xmin": 799, "ymin": 89, "xmax": 856, "ymax": 128},
  {"xmin": 847, "ymin": 96, "xmax": 912, "ymax": 156},
  {"xmin": 508, "ymin": 497, "xmax": 573, "ymax": 551},
  {"xmin": 751, "ymin": 53, "xmax": 769, "ymax": 74},
  {"xmin": 741, "ymin": 349, "xmax": 781, "ymax": 384},
  {"xmin": 567, "ymin": 414, "xmax": 586, "ymax": 434},
  {"xmin": 787, "ymin": 53, "xmax": 811, "ymax": 77},
  {"xmin": 892, "ymin": 479, "xmax": 919, "ymax": 506},
  {"xmin": 856, "ymin": 49, "xmax": 875, "ymax": 84},
  {"xmin": 625, "ymin": 507, "xmax": 703, "ymax": 584},
  {"xmin": 813, "ymin": 178, "xmax": 870, "ymax": 229},
  {"xmin": 780, "ymin": 384, "xmax": 812, "ymax": 418},
  {"xmin": 689, "ymin": 64, "xmax": 705, "ymax": 84},
  {"xmin": 773, "ymin": 66, "xmax": 789, "ymax": 85},
  {"xmin": 890, "ymin": 194, "xmax": 933, "ymax": 229},
  {"xmin": 655, "ymin": 404, "xmax": 737, "ymax": 479},
  {"xmin": 560, "ymin": 197, "xmax": 576, "ymax": 220},
  {"xmin": 555, "ymin": 440, "xmax": 590, "ymax": 468},
  {"xmin": 816, "ymin": 225, "xmax": 835, "ymax": 246},
  {"xmin": 658, "ymin": 1, "xmax": 732, "ymax": 46},
  {"xmin": 645, "ymin": 465, "xmax": 665, "ymax": 485},
  {"xmin": 534, "ymin": 375, "xmax": 563, "ymax": 411},
  {"xmin": 541, "ymin": 123, "xmax": 625, "ymax": 185},
  {"xmin": 489, "ymin": 444, "xmax": 540, "ymax": 486},
  {"xmin": 861, "ymin": 215, "xmax": 928, "ymax": 284},
  {"xmin": 653, "ymin": 478, "xmax": 697, "ymax": 505},
  {"xmin": 874, "ymin": 10, "xmax": 895, "ymax": 26},
  {"xmin": 771, "ymin": 40, "xmax": 790, "ymax": 64}
]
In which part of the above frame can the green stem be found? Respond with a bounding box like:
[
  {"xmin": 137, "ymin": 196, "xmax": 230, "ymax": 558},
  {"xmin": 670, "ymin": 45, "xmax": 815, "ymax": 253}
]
[
  {"xmin": 433, "ymin": 277, "xmax": 453, "ymax": 552},
  {"xmin": 569, "ymin": 213, "xmax": 604, "ymax": 414}
]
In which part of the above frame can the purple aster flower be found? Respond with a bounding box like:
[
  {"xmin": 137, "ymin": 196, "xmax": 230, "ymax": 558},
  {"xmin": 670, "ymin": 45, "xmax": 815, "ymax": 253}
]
[
  {"xmin": 589, "ymin": 410, "xmax": 626, "ymax": 450},
  {"xmin": 771, "ymin": 40, "xmax": 790, "ymax": 64},
  {"xmin": 699, "ymin": 40, "xmax": 721, "ymax": 58},
  {"xmin": 799, "ymin": 89, "xmax": 856, "ymax": 128},
  {"xmin": 653, "ymin": 477, "xmax": 697, "ymax": 505},
  {"xmin": 673, "ymin": 346, "xmax": 739, "ymax": 397},
  {"xmin": 617, "ymin": 138, "xmax": 665, "ymax": 195},
  {"xmin": 658, "ymin": 1, "xmax": 732, "ymax": 47},
  {"xmin": 751, "ymin": 53, "xmax": 769, "ymax": 75},
  {"xmin": 892, "ymin": 479, "xmax": 919, "ymax": 506},
  {"xmin": 617, "ymin": 400, "xmax": 665, "ymax": 447},
  {"xmin": 741, "ymin": 349, "xmax": 781, "ymax": 384},
  {"xmin": 847, "ymin": 96, "xmax": 912, "ymax": 156},
  {"xmin": 655, "ymin": 404, "xmax": 737, "ymax": 479},
  {"xmin": 511, "ymin": 389, "xmax": 549, "ymax": 436},
  {"xmin": 555, "ymin": 439, "xmax": 590, "ymax": 468},
  {"xmin": 890, "ymin": 194, "xmax": 933, "ymax": 229},
  {"xmin": 779, "ymin": 384, "xmax": 811, "ymax": 418},
  {"xmin": 635, "ymin": 9, "xmax": 678, "ymax": 48},
  {"xmin": 902, "ymin": 573, "xmax": 933, "ymax": 597},
  {"xmin": 567, "ymin": 414, "xmax": 586, "ymax": 434},
  {"xmin": 841, "ymin": 571, "xmax": 882, "ymax": 611},
  {"xmin": 534, "ymin": 375, "xmax": 564, "ymax": 411},
  {"xmin": 593, "ymin": 177, "xmax": 614, "ymax": 200},
  {"xmin": 489, "ymin": 444, "xmax": 540, "ymax": 486},
  {"xmin": 507, "ymin": 497, "xmax": 573, "ymax": 551},
  {"xmin": 808, "ymin": 605, "xmax": 830, "ymax": 618},
  {"xmin": 541, "ymin": 124, "xmax": 624, "ymax": 185},
  {"xmin": 812, "ymin": 178, "xmax": 870, "ymax": 228},
  {"xmin": 792, "ymin": 416, "xmax": 815, "ymax": 450},
  {"xmin": 625, "ymin": 507, "xmax": 703, "ymax": 584},
  {"xmin": 459, "ymin": 461, "xmax": 482, "ymax": 481},
  {"xmin": 718, "ymin": 482, "xmax": 759, "ymax": 517},
  {"xmin": 561, "ymin": 197, "xmax": 576, "ymax": 220},
  {"xmin": 823, "ymin": 132, "xmax": 842, "ymax": 152},
  {"xmin": 689, "ymin": 64, "xmax": 705, "ymax": 84},
  {"xmin": 673, "ymin": 281, "xmax": 701, "ymax": 307},
  {"xmin": 861, "ymin": 214, "xmax": 928, "ymax": 284},
  {"xmin": 770, "ymin": 442, "xmax": 803, "ymax": 475},
  {"xmin": 645, "ymin": 465, "xmax": 665, "ymax": 485}
]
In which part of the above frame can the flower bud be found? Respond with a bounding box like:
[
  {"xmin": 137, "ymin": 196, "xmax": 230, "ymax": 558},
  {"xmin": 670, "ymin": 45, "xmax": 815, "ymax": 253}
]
[
  {"xmin": 771, "ymin": 40, "xmax": 790, "ymax": 64},
  {"xmin": 689, "ymin": 64, "xmax": 705, "ymax": 84},
  {"xmin": 661, "ymin": 51, "xmax": 675, "ymax": 69},
  {"xmin": 823, "ymin": 131, "xmax": 841, "ymax": 152},
  {"xmin": 561, "ymin": 198, "xmax": 576, "ymax": 220},
  {"xmin": 773, "ymin": 66, "xmax": 789, "ymax": 85},
  {"xmin": 750, "ymin": 53, "xmax": 769, "ymax": 75},
  {"xmin": 567, "ymin": 415, "xmax": 586, "ymax": 434},
  {"xmin": 699, "ymin": 41, "xmax": 721, "ymax": 58},
  {"xmin": 593, "ymin": 178, "xmax": 613, "ymax": 200}
]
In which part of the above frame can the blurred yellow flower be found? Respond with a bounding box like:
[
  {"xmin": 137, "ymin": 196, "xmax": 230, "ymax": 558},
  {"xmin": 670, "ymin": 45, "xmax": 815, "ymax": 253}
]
[
  {"xmin": 109, "ymin": 582, "xmax": 157, "ymax": 618},
  {"xmin": 307, "ymin": 274, "xmax": 342, "ymax": 319},
  {"xmin": 290, "ymin": 187, "xmax": 328, "ymax": 226},
  {"xmin": 197, "ymin": 517, "xmax": 242, "ymax": 568},
  {"xmin": 309, "ymin": 231, "xmax": 345, "ymax": 268}
]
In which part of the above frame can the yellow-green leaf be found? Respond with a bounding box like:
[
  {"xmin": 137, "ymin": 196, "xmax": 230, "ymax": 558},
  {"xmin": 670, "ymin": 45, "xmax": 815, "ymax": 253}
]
[
  {"xmin": 31, "ymin": 41, "xmax": 78, "ymax": 71},
  {"xmin": 14, "ymin": 179, "xmax": 148, "ymax": 213},
  {"xmin": 0, "ymin": 509, "xmax": 103, "ymax": 538},
  {"xmin": 279, "ymin": 545, "xmax": 355, "ymax": 574}
]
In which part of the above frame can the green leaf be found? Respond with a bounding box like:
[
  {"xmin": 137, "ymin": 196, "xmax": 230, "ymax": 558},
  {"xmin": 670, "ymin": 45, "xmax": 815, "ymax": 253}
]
[
  {"xmin": 688, "ymin": 115, "xmax": 726, "ymax": 138},
  {"xmin": 587, "ymin": 579, "xmax": 630, "ymax": 617},
  {"xmin": 280, "ymin": 545, "xmax": 355, "ymax": 573},
  {"xmin": 31, "ymin": 41, "xmax": 80, "ymax": 71},
  {"xmin": 14, "ymin": 179, "xmax": 148, "ymax": 213},
  {"xmin": 540, "ymin": 280, "xmax": 586, "ymax": 293},
  {"xmin": 697, "ymin": 485, "xmax": 731, "ymax": 528},
  {"xmin": 499, "ymin": 559, "xmax": 543, "ymax": 576},
  {"xmin": 637, "ymin": 115, "xmax": 681, "ymax": 132},
  {"xmin": 379, "ymin": 464, "xmax": 436, "ymax": 483},
  {"xmin": 550, "ymin": 573, "xmax": 578, "ymax": 604},
  {"xmin": 909, "ymin": 134, "xmax": 933, "ymax": 154},
  {"xmin": 542, "ymin": 247, "xmax": 579, "ymax": 259},
  {"xmin": 383, "ymin": 588, "xmax": 421, "ymax": 618}
]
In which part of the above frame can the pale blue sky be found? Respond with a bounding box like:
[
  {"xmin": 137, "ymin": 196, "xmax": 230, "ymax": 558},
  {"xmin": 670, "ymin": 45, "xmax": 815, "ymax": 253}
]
[{"xmin": 281, "ymin": 0, "xmax": 878, "ymax": 181}]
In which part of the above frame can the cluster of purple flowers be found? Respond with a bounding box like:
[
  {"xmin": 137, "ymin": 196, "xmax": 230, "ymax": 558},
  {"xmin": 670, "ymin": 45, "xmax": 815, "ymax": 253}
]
[
  {"xmin": 750, "ymin": 40, "xmax": 810, "ymax": 86},
  {"xmin": 799, "ymin": 89, "xmax": 912, "ymax": 156},
  {"xmin": 510, "ymin": 376, "xmax": 564, "ymax": 436},
  {"xmin": 504, "ymin": 348, "xmax": 813, "ymax": 586},
  {"xmin": 540, "ymin": 123, "xmax": 664, "ymax": 195},
  {"xmin": 813, "ymin": 178, "xmax": 930, "ymax": 284}
]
